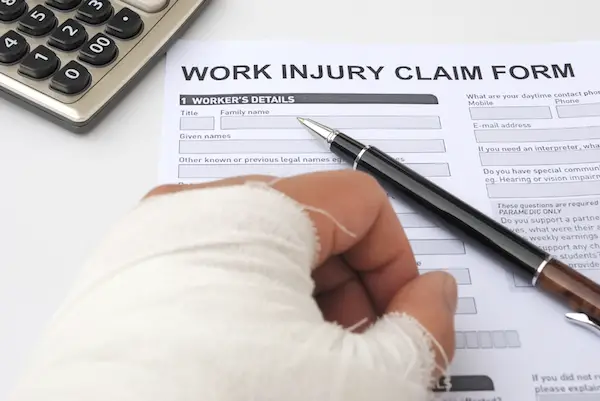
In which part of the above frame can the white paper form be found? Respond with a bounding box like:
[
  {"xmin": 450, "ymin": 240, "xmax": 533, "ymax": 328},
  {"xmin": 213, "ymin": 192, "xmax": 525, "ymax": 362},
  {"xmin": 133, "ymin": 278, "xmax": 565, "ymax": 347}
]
[{"xmin": 160, "ymin": 40, "xmax": 600, "ymax": 401}]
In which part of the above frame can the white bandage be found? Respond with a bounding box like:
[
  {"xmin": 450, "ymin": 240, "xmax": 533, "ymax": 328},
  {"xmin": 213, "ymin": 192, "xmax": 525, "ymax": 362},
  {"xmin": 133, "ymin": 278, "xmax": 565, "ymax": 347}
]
[{"xmin": 9, "ymin": 184, "xmax": 439, "ymax": 401}]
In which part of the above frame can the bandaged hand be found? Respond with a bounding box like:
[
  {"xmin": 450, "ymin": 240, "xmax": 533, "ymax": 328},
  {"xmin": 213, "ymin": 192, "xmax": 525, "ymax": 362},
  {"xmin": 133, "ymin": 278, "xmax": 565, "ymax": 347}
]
[{"xmin": 10, "ymin": 170, "xmax": 457, "ymax": 401}]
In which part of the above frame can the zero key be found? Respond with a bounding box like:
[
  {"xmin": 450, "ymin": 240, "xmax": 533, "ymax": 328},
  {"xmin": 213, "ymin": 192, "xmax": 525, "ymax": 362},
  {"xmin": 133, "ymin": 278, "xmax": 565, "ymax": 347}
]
[{"xmin": 50, "ymin": 60, "xmax": 91, "ymax": 95}]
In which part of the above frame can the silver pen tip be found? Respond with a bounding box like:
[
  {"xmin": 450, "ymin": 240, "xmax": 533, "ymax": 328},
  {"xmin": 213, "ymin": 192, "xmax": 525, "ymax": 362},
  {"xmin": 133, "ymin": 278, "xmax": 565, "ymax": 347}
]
[{"xmin": 296, "ymin": 117, "xmax": 337, "ymax": 143}]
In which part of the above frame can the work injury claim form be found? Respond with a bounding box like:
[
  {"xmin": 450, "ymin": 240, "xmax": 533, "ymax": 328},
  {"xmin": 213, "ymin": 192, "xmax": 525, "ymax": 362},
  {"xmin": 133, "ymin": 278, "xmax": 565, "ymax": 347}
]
[{"xmin": 160, "ymin": 40, "xmax": 600, "ymax": 401}]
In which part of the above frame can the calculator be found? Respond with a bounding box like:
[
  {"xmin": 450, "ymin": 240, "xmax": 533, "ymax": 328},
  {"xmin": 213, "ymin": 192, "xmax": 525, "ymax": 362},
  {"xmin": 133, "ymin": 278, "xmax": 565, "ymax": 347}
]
[{"xmin": 0, "ymin": 0, "xmax": 211, "ymax": 132}]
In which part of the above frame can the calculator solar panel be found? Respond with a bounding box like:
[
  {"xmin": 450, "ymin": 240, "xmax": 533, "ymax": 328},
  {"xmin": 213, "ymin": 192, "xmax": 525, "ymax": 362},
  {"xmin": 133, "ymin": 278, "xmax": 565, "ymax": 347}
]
[{"xmin": 0, "ymin": 0, "xmax": 210, "ymax": 132}]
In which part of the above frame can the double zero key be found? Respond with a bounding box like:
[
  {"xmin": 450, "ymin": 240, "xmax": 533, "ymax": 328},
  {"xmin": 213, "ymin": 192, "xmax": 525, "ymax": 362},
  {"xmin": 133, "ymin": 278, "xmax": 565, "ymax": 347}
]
[{"xmin": 79, "ymin": 33, "xmax": 117, "ymax": 66}]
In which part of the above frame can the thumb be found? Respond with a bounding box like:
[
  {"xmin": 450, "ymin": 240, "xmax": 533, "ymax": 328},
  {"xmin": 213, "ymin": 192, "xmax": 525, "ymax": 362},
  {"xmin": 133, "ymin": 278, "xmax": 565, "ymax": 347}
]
[{"xmin": 386, "ymin": 271, "xmax": 458, "ymax": 374}]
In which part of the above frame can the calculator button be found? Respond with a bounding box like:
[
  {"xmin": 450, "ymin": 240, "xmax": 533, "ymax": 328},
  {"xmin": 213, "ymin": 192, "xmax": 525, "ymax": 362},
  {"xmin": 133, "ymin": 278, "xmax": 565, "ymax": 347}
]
[
  {"xmin": 0, "ymin": 0, "xmax": 26, "ymax": 22},
  {"xmin": 18, "ymin": 5, "xmax": 57, "ymax": 37},
  {"xmin": 50, "ymin": 60, "xmax": 90, "ymax": 94},
  {"xmin": 76, "ymin": 0, "xmax": 113, "ymax": 25},
  {"xmin": 106, "ymin": 8, "xmax": 142, "ymax": 39},
  {"xmin": 120, "ymin": 0, "xmax": 167, "ymax": 13},
  {"xmin": 0, "ymin": 30, "xmax": 28, "ymax": 64},
  {"xmin": 45, "ymin": 0, "xmax": 81, "ymax": 10},
  {"xmin": 49, "ymin": 19, "xmax": 87, "ymax": 51},
  {"xmin": 18, "ymin": 45, "xmax": 59, "ymax": 79},
  {"xmin": 79, "ymin": 33, "xmax": 117, "ymax": 66}
]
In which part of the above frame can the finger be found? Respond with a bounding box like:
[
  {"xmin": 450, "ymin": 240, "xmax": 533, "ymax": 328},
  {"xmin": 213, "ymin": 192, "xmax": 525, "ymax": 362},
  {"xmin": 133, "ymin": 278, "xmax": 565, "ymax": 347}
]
[
  {"xmin": 142, "ymin": 175, "xmax": 275, "ymax": 199},
  {"xmin": 386, "ymin": 271, "xmax": 458, "ymax": 373},
  {"xmin": 312, "ymin": 256, "xmax": 376, "ymax": 330},
  {"xmin": 271, "ymin": 170, "xmax": 417, "ymax": 314}
]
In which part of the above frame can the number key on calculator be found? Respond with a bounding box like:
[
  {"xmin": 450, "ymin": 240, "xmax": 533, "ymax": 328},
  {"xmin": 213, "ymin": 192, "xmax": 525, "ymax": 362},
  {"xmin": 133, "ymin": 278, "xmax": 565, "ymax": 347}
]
[{"xmin": 0, "ymin": 0, "xmax": 212, "ymax": 132}]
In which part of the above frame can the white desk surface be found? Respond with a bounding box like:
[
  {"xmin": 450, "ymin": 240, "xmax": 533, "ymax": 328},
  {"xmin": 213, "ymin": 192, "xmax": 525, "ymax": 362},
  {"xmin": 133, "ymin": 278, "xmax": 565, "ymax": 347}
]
[{"xmin": 1, "ymin": 0, "xmax": 599, "ymax": 396}]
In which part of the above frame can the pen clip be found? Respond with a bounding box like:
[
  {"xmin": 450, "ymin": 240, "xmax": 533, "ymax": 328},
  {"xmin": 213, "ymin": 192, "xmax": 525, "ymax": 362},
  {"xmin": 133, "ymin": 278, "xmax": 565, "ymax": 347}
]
[{"xmin": 565, "ymin": 313, "xmax": 600, "ymax": 336}]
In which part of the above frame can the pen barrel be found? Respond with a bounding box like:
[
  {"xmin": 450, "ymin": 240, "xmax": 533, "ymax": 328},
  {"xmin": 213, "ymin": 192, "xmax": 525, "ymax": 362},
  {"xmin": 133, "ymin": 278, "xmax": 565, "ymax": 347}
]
[
  {"xmin": 351, "ymin": 144, "xmax": 549, "ymax": 276},
  {"xmin": 330, "ymin": 134, "xmax": 365, "ymax": 164},
  {"xmin": 538, "ymin": 259, "xmax": 600, "ymax": 322}
]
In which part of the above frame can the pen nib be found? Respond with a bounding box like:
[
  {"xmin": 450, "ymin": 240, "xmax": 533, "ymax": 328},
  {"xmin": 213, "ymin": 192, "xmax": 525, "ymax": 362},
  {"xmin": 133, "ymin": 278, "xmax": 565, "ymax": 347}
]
[{"xmin": 296, "ymin": 117, "xmax": 338, "ymax": 144}]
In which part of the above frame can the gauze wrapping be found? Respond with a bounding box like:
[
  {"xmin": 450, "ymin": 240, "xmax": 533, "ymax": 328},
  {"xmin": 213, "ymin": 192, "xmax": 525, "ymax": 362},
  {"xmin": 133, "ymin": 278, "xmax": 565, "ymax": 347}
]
[{"xmin": 9, "ymin": 184, "xmax": 440, "ymax": 401}]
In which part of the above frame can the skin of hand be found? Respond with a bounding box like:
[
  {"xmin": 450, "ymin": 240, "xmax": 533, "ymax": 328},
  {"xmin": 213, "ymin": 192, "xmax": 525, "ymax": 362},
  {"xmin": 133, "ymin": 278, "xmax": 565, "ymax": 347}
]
[{"xmin": 144, "ymin": 169, "xmax": 458, "ymax": 377}]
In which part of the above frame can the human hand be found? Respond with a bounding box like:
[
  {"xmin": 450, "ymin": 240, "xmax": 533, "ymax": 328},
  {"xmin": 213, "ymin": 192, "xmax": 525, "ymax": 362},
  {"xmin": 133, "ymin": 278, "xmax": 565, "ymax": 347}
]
[
  {"xmin": 146, "ymin": 170, "xmax": 458, "ymax": 374},
  {"xmin": 8, "ymin": 169, "xmax": 459, "ymax": 401}
]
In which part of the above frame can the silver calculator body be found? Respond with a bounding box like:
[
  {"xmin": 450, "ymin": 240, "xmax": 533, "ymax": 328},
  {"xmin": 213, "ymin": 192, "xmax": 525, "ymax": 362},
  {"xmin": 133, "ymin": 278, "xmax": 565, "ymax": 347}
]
[{"xmin": 0, "ymin": 0, "xmax": 210, "ymax": 133}]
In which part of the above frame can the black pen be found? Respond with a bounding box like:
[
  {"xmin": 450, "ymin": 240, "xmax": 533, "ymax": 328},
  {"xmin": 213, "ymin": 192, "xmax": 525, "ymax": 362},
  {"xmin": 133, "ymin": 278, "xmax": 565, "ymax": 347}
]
[{"xmin": 297, "ymin": 117, "xmax": 600, "ymax": 336}]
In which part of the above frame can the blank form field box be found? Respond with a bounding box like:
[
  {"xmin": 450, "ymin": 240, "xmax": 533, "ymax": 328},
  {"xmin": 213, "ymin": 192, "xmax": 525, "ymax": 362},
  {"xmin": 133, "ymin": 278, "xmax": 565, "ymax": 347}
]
[
  {"xmin": 456, "ymin": 297, "xmax": 477, "ymax": 314},
  {"xmin": 409, "ymin": 163, "xmax": 450, "ymax": 177},
  {"xmin": 375, "ymin": 139, "xmax": 445, "ymax": 153},
  {"xmin": 557, "ymin": 102, "xmax": 600, "ymax": 118},
  {"xmin": 455, "ymin": 332, "xmax": 466, "ymax": 349},
  {"xmin": 180, "ymin": 117, "xmax": 215, "ymax": 130},
  {"xmin": 475, "ymin": 126, "xmax": 600, "ymax": 143},
  {"xmin": 180, "ymin": 140, "xmax": 324, "ymax": 154},
  {"xmin": 398, "ymin": 213, "xmax": 437, "ymax": 228},
  {"xmin": 220, "ymin": 115, "xmax": 442, "ymax": 130},
  {"xmin": 409, "ymin": 239, "xmax": 465, "ymax": 255},
  {"xmin": 492, "ymin": 331, "xmax": 507, "ymax": 348},
  {"xmin": 487, "ymin": 181, "xmax": 600, "ymax": 198},
  {"xmin": 478, "ymin": 331, "xmax": 493, "ymax": 348},
  {"xmin": 443, "ymin": 268, "xmax": 472, "ymax": 285},
  {"xmin": 178, "ymin": 139, "xmax": 446, "ymax": 154},
  {"xmin": 504, "ymin": 330, "xmax": 521, "ymax": 347},
  {"xmin": 391, "ymin": 201, "xmax": 415, "ymax": 214},
  {"xmin": 464, "ymin": 331, "xmax": 478, "ymax": 348},
  {"xmin": 420, "ymin": 268, "xmax": 471, "ymax": 285},
  {"xmin": 469, "ymin": 106, "xmax": 552, "ymax": 120},
  {"xmin": 537, "ymin": 395, "xmax": 600, "ymax": 401},
  {"xmin": 178, "ymin": 163, "xmax": 450, "ymax": 179},
  {"xmin": 178, "ymin": 164, "xmax": 340, "ymax": 178},
  {"xmin": 452, "ymin": 330, "xmax": 523, "ymax": 349},
  {"xmin": 480, "ymin": 149, "xmax": 600, "ymax": 166}
]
